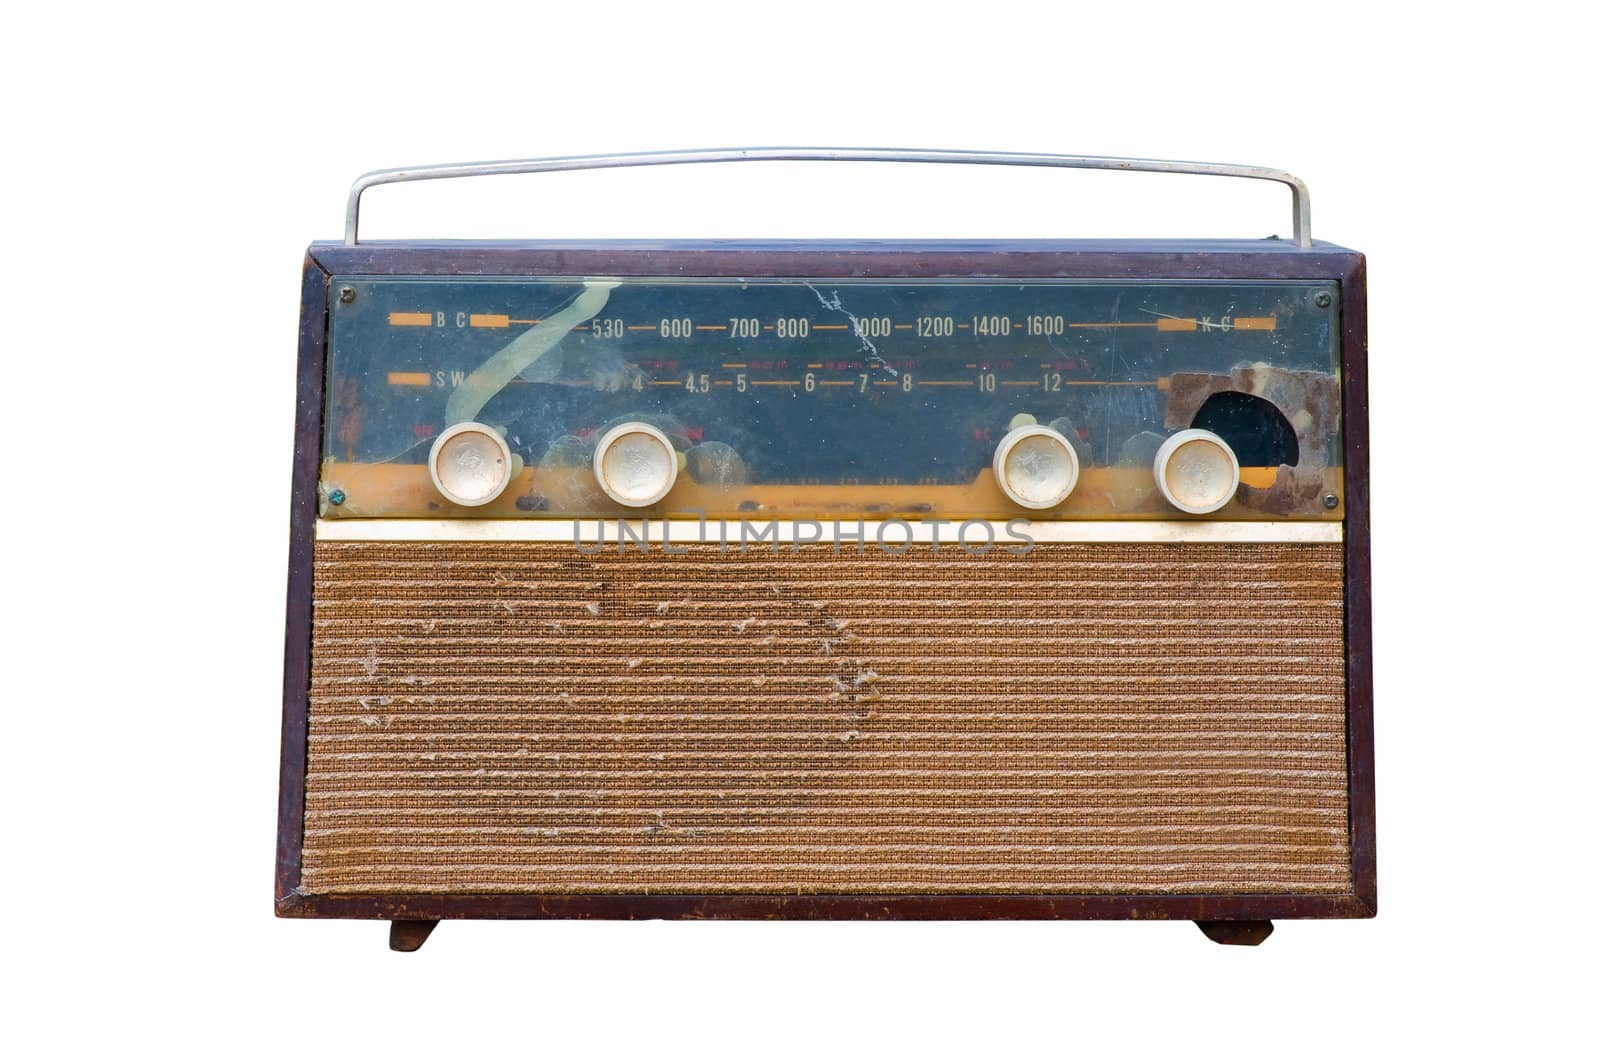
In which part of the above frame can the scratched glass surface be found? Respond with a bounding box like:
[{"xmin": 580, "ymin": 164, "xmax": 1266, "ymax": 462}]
[{"xmin": 321, "ymin": 277, "xmax": 1342, "ymax": 519}]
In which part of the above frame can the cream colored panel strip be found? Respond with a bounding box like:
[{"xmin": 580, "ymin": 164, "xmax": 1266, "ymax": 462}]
[{"xmin": 316, "ymin": 519, "xmax": 1342, "ymax": 545}]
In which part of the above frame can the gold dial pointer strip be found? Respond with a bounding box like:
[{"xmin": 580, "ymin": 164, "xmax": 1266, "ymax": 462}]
[{"xmin": 318, "ymin": 461, "xmax": 1343, "ymax": 522}]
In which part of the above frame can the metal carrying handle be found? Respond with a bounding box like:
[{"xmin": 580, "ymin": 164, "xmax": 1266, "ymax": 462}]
[{"xmin": 345, "ymin": 147, "xmax": 1312, "ymax": 247}]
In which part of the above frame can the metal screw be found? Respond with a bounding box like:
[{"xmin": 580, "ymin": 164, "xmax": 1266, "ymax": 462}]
[
  {"xmin": 1313, "ymin": 291, "xmax": 1332, "ymax": 309},
  {"xmin": 1321, "ymin": 492, "xmax": 1339, "ymax": 509},
  {"xmin": 338, "ymin": 286, "xmax": 356, "ymax": 304},
  {"xmin": 328, "ymin": 489, "xmax": 347, "ymax": 506}
]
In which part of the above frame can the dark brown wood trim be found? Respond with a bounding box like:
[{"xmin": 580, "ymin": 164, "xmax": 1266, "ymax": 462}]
[
  {"xmin": 275, "ymin": 254, "xmax": 328, "ymax": 908},
  {"xmin": 308, "ymin": 240, "xmax": 1359, "ymax": 282},
  {"xmin": 279, "ymin": 891, "xmax": 1372, "ymax": 921},
  {"xmin": 1339, "ymin": 254, "xmax": 1378, "ymax": 914}
]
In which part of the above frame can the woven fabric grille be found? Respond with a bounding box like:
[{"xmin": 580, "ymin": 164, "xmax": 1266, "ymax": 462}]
[{"xmin": 302, "ymin": 540, "xmax": 1350, "ymax": 895}]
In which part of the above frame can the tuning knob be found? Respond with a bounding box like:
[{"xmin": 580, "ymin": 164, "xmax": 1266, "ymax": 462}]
[
  {"xmin": 428, "ymin": 422, "xmax": 514, "ymax": 507},
  {"xmin": 593, "ymin": 421, "xmax": 679, "ymax": 507},
  {"xmin": 992, "ymin": 424, "xmax": 1080, "ymax": 509},
  {"xmin": 1153, "ymin": 428, "xmax": 1240, "ymax": 514}
]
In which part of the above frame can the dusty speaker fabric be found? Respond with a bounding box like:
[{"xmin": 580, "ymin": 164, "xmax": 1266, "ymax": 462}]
[{"xmin": 302, "ymin": 541, "xmax": 1349, "ymax": 895}]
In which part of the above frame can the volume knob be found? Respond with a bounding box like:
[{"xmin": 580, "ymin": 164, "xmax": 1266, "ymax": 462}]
[
  {"xmin": 593, "ymin": 421, "xmax": 679, "ymax": 507},
  {"xmin": 1153, "ymin": 428, "xmax": 1240, "ymax": 514},
  {"xmin": 428, "ymin": 422, "xmax": 514, "ymax": 507},
  {"xmin": 992, "ymin": 424, "xmax": 1080, "ymax": 509}
]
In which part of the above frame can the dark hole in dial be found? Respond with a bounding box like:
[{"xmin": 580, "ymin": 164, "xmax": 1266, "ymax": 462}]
[{"xmin": 1190, "ymin": 391, "xmax": 1299, "ymax": 468}]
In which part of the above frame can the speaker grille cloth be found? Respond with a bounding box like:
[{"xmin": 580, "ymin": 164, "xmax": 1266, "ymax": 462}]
[{"xmin": 303, "ymin": 541, "xmax": 1349, "ymax": 895}]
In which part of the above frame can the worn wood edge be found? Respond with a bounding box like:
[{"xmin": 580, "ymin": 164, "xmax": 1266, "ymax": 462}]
[
  {"xmin": 275, "ymin": 252, "xmax": 328, "ymax": 910},
  {"xmin": 1339, "ymin": 253, "xmax": 1378, "ymax": 916},
  {"xmin": 309, "ymin": 242, "xmax": 1364, "ymax": 281},
  {"xmin": 277, "ymin": 892, "xmax": 1375, "ymax": 921}
]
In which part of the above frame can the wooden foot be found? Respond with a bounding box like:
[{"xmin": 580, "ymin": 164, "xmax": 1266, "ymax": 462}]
[
  {"xmin": 1195, "ymin": 919, "xmax": 1274, "ymax": 946},
  {"xmin": 389, "ymin": 919, "xmax": 439, "ymax": 952}
]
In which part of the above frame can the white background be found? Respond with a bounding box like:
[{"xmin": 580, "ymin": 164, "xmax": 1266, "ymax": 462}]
[{"xmin": 6, "ymin": 2, "xmax": 1595, "ymax": 1059}]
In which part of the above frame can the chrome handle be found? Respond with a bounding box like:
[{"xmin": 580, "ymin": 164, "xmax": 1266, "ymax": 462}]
[{"xmin": 344, "ymin": 146, "xmax": 1312, "ymax": 248}]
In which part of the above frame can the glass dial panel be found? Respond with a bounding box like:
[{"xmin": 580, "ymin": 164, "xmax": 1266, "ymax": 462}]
[{"xmin": 322, "ymin": 277, "xmax": 1342, "ymax": 520}]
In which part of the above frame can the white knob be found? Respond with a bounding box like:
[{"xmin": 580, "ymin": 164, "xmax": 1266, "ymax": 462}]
[
  {"xmin": 593, "ymin": 421, "xmax": 679, "ymax": 507},
  {"xmin": 1153, "ymin": 429, "xmax": 1241, "ymax": 514},
  {"xmin": 992, "ymin": 424, "xmax": 1080, "ymax": 509},
  {"xmin": 428, "ymin": 422, "xmax": 513, "ymax": 507}
]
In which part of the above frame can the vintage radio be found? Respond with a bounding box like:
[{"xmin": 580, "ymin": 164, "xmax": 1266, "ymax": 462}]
[{"xmin": 276, "ymin": 149, "xmax": 1373, "ymax": 950}]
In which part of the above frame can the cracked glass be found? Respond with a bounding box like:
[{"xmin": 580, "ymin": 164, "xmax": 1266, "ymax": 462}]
[{"xmin": 321, "ymin": 277, "xmax": 1342, "ymax": 520}]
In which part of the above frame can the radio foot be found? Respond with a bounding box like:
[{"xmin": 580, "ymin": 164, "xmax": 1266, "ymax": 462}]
[
  {"xmin": 389, "ymin": 919, "xmax": 439, "ymax": 952},
  {"xmin": 1195, "ymin": 919, "xmax": 1274, "ymax": 946}
]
